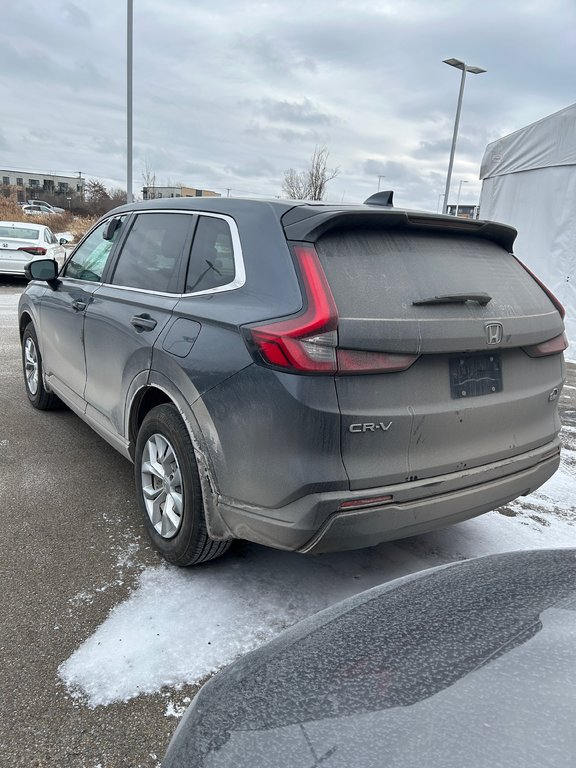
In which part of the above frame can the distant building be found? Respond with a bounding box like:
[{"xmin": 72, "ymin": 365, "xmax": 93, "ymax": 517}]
[
  {"xmin": 446, "ymin": 204, "xmax": 479, "ymax": 219},
  {"xmin": 0, "ymin": 169, "xmax": 85, "ymax": 203},
  {"xmin": 142, "ymin": 185, "xmax": 220, "ymax": 200}
]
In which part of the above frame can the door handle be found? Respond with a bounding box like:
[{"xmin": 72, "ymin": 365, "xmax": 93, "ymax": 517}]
[
  {"xmin": 72, "ymin": 299, "xmax": 87, "ymax": 312},
  {"xmin": 131, "ymin": 314, "xmax": 158, "ymax": 331}
]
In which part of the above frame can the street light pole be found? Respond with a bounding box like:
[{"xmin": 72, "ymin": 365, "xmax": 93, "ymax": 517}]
[
  {"xmin": 455, "ymin": 179, "xmax": 468, "ymax": 216},
  {"xmin": 378, "ymin": 175, "xmax": 385, "ymax": 192},
  {"xmin": 442, "ymin": 58, "xmax": 485, "ymax": 215},
  {"xmin": 127, "ymin": 0, "xmax": 133, "ymax": 203}
]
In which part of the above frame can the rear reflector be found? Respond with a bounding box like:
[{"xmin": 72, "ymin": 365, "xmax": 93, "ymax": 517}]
[
  {"xmin": 245, "ymin": 244, "xmax": 420, "ymax": 375},
  {"xmin": 522, "ymin": 332, "xmax": 568, "ymax": 358},
  {"xmin": 337, "ymin": 349, "xmax": 419, "ymax": 374},
  {"xmin": 339, "ymin": 495, "xmax": 394, "ymax": 510}
]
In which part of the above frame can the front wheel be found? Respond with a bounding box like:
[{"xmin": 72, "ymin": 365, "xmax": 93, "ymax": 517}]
[
  {"xmin": 134, "ymin": 404, "xmax": 231, "ymax": 566},
  {"xmin": 21, "ymin": 323, "xmax": 60, "ymax": 410}
]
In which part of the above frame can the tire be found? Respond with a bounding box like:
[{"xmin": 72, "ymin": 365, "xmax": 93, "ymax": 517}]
[
  {"xmin": 21, "ymin": 323, "xmax": 60, "ymax": 410},
  {"xmin": 135, "ymin": 404, "xmax": 231, "ymax": 566}
]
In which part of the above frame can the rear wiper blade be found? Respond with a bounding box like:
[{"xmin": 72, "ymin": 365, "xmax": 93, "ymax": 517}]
[{"xmin": 413, "ymin": 292, "xmax": 492, "ymax": 306}]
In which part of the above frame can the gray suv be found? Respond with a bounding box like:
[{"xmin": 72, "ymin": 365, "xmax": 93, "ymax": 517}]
[{"xmin": 18, "ymin": 195, "xmax": 567, "ymax": 565}]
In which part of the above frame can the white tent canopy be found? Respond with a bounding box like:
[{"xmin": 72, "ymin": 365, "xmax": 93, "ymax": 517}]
[{"xmin": 479, "ymin": 103, "xmax": 576, "ymax": 361}]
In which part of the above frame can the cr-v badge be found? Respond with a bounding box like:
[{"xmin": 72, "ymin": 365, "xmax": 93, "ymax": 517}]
[{"xmin": 349, "ymin": 422, "xmax": 393, "ymax": 433}]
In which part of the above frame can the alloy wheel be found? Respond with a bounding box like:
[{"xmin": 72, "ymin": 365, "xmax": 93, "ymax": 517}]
[
  {"xmin": 24, "ymin": 337, "xmax": 39, "ymax": 396},
  {"xmin": 140, "ymin": 433, "xmax": 184, "ymax": 538}
]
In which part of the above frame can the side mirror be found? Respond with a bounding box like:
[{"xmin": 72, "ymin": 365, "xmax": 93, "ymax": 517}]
[
  {"xmin": 25, "ymin": 259, "xmax": 59, "ymax": 282},
  {"xmin": 103, "ymin": 217, "xmax": 121, "ymax": 241},
  {"xmin": 59, "ymin": 237, "xmax": 69, "ymax": 245}
]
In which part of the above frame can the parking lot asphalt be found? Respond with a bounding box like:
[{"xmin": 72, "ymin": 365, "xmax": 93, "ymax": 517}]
[
  {"xmin": 1, "ymin": 276, "xmax": 575, "ymax": 767},
  {"xmin": 0, "ymin": 278, "xmax": 200, "ymax": 767}
]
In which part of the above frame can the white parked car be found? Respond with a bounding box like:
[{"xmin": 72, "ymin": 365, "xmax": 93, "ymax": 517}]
[
  {"xmin": 22, "ymin": 204, "xmax": 58, "ymax": 217},
  {"xmin": 0, "ymin": 221, "xmax": 67, "ymax": 276},
  {"xmin": 27, "ymin": 199, "xmax": 65, "ymax": 213}
]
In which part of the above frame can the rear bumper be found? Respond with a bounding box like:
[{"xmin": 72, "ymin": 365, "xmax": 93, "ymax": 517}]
[{"xmin": 216, "ymin": 440, "xmax": 561, "ymax": 553}]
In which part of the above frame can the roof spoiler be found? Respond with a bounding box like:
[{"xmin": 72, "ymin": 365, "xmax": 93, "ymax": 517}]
[{"xmin": 364, "ymin": 191, "xmax": 394, "ymax": 207}]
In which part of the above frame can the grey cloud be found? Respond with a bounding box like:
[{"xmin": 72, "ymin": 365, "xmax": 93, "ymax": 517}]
[
  {"xmin": 234, "ymin": 34, "xmax": 317, "ymax": 76},
  {"xmin": 362, "ymin": 160, "xmax": 413, "ymax": 183},
  {"xmin": 225, "ymin": 157, "xmax": 277, "ymax": 179},
  {"xmin": 248, "ymin": 98, "xmax": 337, "ymax": 127},
  {"xmin": 243, "ymin": 121, "xmax": 323, "ymax": 145},
  {"xmin": 61, "ymin": 2, "xmax": 91, "ymax": 28},
  {"xmin": 93, "ymin": 137, "xmax": 125, "ymax": 156},
  {"xmin": 181, "ymin": 162, "xmax": 221, "ymax": 178}
]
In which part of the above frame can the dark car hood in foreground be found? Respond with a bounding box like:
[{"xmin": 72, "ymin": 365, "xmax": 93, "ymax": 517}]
[{"xmin": 163, "ymin": 549, "xmax": 576, "ymax": 767}]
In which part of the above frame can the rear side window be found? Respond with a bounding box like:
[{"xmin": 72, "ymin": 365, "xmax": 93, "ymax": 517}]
[
  {"xmin": 185, "ymin": 215, "xmax": 235, "ymax": 293},
  {"xmin": 111, "ymin": 213, "xmax": 192, "ymax": 293}
]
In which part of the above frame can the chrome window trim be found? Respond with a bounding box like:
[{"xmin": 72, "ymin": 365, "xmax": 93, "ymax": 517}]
[{"xmin": 100, "ymin": 209, "xmax": 246, "ymax": 298}]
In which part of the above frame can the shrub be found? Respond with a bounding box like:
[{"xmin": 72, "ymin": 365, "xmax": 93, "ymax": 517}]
[{"xmin": 0, "ymin": 200, "xmax": 98, "ymax": 242}]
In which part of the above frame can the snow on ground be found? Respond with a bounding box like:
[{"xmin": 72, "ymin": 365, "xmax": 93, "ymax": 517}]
[{"xmin": 59, "ymin": 429, "xmax": 576, "ymax": 709}]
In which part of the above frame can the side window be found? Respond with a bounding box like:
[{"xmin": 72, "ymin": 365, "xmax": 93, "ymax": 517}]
[
  {"xmin": 64, "ymin": 218, "xmax": 124, "ymax": 282},
  {"xmin": 111, "ymin": 213, "xmax": 192, "ymax": 293},
  {"xmin": 185, "ymin": 216, "xmax": 235, "ymax": 293}
]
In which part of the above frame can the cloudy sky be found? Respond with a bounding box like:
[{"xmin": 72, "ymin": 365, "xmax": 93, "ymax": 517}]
[{"xmin": 1, "ymin": 0, "xmax": 575, "ymax": 210}]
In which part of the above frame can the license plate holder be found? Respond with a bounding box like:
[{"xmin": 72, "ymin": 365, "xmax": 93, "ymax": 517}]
[{"xmin": 449, "ymin": 354, "xmax": 502, "ymax": 399}]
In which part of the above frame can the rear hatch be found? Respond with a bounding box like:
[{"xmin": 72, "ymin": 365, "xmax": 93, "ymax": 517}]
[{"xmin": 311, "ymin": 220, "xmax": 565, "ymax": 490}]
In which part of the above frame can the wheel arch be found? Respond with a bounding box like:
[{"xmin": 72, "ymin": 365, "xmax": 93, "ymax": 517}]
[{"xmin": 19, "ymin": 311, "xmax": 34, "ymax": 341}]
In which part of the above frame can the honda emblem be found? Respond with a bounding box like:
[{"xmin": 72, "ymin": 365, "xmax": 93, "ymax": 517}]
[{"xmin": 485, "ymin": 323, "xmax": 503, "ymax": 345}]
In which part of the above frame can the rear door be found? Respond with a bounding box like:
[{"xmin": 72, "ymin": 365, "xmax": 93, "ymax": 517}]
[{"xmin": 315, "ymin": 227, "xmax": 565, "ymax": 490}]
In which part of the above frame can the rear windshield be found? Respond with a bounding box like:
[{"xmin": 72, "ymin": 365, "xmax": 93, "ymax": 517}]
[
  {"xmin": 0, "ymin": 226, "xmax": 39, "ymax": 240},
  {"xmin": 316, "ymin": 229, "xmax": 546, "ymax": 319}
]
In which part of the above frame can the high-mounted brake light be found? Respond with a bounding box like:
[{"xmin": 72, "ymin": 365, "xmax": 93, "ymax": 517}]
[
  {"xmin": 18, "ymin": 246, "xmax": 47, "ymax": 256},
  {"xmin": 513, "ymin": 255, "xmax": 565, "ymax": 319},
  {"xmin": 244, "ymin": 245, "xmax": 420, "ymax": 375}
]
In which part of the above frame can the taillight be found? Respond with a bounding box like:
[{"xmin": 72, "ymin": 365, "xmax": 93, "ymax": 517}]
[
  {"xmin": 522, "ymin": 332, "xmax": 568, "ymax": 358},
  {"xmin": 244, "ymin": 245, "xmax": 420, "ymax": 375},
  {"xmin": 513, "ymin": 255, "xmax": 565, "ymax": 319},
  {"xmin": 18, "ymin": 246, "xmax": 47, "ymax": 256},
  {"xmin": 247, "ymin": 245, "xmax": 339, "ymax": 373}
]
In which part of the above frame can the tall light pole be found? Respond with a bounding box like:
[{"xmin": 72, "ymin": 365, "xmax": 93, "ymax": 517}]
[
  {"xmin": 455, "ymin": 179, "xmax": 468, "ymax": 216},
  {"xmin": 127, "ymin": 0, "xmax": 133, "ymax": 203},
  {"xmin": 378, "ymin": 175, "xmax": 386, "ymax": 192},
  {"xmin": 442, "ymin": 58, "xmax": 485, "ymax": 215}
]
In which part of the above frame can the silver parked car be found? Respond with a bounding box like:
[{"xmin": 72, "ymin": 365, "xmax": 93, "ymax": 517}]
[
  {"xmin": 18, "ymin": 194, "xmax": 567, "ymax": 565},
  {"xmin": 0, "ymin": 221, "xmax": 67, "ymax": 276}
]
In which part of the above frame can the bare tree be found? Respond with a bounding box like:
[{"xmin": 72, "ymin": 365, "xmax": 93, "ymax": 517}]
[
  {"xmin": 282, "ymin": 146, "xmax": 339, "ymax": 200},
  {"xmin": 85, "ymin": 178, "xmax": 109, "ymax": 204},
  {"xmin": 108, "ymin": 188, "xmax": 128, "ymax": 206},
  {"xmin": 141, "ymin": 157, "xmax": 156, "ymax": 198}
]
